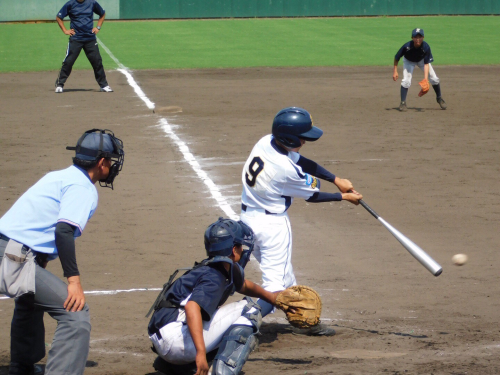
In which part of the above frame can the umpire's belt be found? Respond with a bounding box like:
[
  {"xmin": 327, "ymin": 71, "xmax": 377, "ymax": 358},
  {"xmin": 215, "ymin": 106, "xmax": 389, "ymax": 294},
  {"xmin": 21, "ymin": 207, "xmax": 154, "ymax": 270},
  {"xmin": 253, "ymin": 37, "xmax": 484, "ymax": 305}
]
[{"xmin": 241, "ymin": 204, "xmax": 278, "ymax": 215}]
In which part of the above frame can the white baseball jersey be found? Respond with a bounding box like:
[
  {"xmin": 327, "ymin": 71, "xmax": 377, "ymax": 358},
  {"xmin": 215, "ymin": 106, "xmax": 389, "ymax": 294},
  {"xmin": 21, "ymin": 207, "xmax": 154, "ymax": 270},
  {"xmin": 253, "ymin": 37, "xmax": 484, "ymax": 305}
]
[{"xmin": 241, "ymin": 134, "xmax": 320, "ymax": 214}]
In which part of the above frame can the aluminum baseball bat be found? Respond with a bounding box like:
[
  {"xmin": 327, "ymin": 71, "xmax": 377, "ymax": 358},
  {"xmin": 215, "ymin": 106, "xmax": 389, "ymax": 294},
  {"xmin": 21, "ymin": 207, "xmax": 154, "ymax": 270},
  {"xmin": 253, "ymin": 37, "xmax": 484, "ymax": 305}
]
[{"xmin": 359, "ymin": 200, "xmax": 442, "ymax": 276}]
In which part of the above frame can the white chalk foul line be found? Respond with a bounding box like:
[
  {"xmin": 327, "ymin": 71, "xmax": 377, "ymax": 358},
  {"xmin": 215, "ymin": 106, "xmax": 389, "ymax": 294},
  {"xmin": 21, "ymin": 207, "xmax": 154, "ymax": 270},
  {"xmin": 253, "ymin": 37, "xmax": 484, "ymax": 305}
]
[{"xmin": 0, "ymin": 288, "xmax": 162, "ymax": 300}]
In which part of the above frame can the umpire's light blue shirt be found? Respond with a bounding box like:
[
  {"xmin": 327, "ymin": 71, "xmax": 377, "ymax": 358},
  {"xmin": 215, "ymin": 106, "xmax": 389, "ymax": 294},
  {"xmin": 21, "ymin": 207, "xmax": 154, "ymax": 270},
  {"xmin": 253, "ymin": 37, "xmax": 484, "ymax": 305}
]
[{"xmin": 0, "ymin": 165, "xmax": 98, "ymax": 259}]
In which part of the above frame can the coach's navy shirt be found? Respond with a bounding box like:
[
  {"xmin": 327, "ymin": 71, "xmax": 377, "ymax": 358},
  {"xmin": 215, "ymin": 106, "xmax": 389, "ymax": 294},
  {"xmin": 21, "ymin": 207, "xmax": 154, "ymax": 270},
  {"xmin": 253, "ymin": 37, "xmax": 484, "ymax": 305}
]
[
  {"xmin": 57, "ymin": 0, "xmax": 105, "ymax": 41},
  {"xmin": 148, "ymin": 262, "xmax": 244, "ymax": 336},
  {"xmin": 395, "ymin": 41, "xmax": 434, "ymax": 64}
]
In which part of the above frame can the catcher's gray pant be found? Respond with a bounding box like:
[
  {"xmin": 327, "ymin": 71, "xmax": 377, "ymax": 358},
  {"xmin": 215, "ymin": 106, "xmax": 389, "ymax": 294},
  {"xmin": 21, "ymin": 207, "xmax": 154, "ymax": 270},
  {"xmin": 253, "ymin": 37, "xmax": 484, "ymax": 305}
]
[
  {"xmin": 1, "ymin": 239, "xmax": 91, "ymax": 375},
  {"xmin": 401, "ymin": 57, "xmax": 440, "ymax": 88}
]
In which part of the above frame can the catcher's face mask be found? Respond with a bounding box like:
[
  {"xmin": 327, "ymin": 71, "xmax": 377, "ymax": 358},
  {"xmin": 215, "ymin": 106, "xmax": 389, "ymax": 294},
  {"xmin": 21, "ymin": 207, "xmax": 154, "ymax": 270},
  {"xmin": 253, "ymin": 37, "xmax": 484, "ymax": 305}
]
[
  {"xmin": 236, "ymin": 221, "xmax": 255, "ymax": 269},
  {"xmin": 67, "ymin": 129, "xmax": 125, "ymax": 190}
]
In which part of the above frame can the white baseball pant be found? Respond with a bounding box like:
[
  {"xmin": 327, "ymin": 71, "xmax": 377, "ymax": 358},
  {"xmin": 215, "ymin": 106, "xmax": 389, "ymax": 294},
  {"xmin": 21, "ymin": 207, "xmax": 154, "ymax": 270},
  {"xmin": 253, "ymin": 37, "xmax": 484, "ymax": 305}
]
[
  {"xmin": 401, "ymin": 57, "xmax": 440, "ymax": 88},
  {"xmin": 240, "ymin": 208, "xmax": 296, "ymax": 292}
]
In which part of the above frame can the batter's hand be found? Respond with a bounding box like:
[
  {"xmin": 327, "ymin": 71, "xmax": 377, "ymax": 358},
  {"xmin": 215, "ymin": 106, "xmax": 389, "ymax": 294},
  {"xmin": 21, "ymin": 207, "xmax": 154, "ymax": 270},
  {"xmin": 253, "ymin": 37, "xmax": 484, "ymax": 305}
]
[
  {"xmin": 64, "ymin": 276, "xmax": 86, "ymax": 312},
  {"xmin": 195, "ymin": 352, "xmax": 209, "ymax": 375},
  {"xmin": 342, "ymin": 191, "xmax": 363, "ymax": 205},
  {"xmin": 334, "ymin": 177, "xmax": 354, "ymax": 193},
  {"xmin": 64, "ymin": 29, "xmax": 75, "ymax": 36}
]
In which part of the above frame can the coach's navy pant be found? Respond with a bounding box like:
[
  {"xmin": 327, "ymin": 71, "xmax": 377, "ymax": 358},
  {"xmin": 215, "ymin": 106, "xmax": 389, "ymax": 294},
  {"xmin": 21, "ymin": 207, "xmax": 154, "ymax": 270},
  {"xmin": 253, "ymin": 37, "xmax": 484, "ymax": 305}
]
[{"xmin": 56, "ymin": 38, "xmax": 109, "ymax": 88}]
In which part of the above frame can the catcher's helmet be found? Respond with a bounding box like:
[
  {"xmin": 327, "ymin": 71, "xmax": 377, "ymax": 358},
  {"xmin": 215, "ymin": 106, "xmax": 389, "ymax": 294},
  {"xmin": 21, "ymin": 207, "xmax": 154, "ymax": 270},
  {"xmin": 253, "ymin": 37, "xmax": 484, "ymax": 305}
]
[
  {"xmin": 272, "ymin": 107, "xmax": 323, "ymax": 149},
  {"xmin": 204, "ymin": 217, "xmax": 255, "ymax": 258}
]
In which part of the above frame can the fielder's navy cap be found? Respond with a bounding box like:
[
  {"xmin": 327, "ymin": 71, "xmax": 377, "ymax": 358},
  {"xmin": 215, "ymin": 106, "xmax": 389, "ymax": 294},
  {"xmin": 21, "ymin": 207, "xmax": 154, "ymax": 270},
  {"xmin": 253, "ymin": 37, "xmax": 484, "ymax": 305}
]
[
  {"xmin": 75, "ymin": 133, "xmax": 115, "ymax": 161},
  {"xmin": 412, "ymin": 28, "xmax": 424, "ymax": 37}
]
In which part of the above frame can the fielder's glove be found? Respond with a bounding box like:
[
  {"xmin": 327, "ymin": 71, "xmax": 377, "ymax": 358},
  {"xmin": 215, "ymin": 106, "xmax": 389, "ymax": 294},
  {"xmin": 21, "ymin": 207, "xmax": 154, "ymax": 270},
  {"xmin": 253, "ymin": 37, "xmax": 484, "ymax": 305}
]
[
  {"xmin": 418, "ymin": 79, "xmax": 430, "ymax": 97},
  {"xmin": 275, "ymin": 285, "xmax": 322, "ymax": 328}
]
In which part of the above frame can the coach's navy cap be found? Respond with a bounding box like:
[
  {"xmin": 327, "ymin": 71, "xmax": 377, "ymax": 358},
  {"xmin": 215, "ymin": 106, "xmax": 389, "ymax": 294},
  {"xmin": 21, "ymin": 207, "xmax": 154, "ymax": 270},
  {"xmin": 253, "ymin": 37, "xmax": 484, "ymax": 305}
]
[
  {"xmin": 412, "ymin": 28, "xmax": 424, "ymax": 37},
  {"xmin": 75, "ymin": 133, "xmax": 115, "ymax": 161}
]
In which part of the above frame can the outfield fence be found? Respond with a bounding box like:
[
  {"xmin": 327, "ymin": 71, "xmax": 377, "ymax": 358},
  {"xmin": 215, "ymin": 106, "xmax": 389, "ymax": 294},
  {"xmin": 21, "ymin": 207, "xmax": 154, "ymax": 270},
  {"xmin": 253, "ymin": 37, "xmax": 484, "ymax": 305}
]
[{"xmin": 1, "ymin": 0, "xmax": 499, "ymax": 22}]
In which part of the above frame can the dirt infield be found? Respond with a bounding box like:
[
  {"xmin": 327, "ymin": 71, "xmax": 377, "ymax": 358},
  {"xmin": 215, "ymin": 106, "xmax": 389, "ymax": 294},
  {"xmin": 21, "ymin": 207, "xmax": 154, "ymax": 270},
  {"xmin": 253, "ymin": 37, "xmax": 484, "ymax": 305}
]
[{"xmin": 1, "ymin": 65, "xmax": 499, "ymax": 374}]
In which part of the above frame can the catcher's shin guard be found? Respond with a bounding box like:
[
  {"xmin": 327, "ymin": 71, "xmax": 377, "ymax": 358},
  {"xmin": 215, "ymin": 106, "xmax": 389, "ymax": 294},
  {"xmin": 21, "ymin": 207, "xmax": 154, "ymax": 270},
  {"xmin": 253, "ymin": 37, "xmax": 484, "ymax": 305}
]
[{"xmin": 212, "ymin": 299, "xmax": 262, "ymax": 375}]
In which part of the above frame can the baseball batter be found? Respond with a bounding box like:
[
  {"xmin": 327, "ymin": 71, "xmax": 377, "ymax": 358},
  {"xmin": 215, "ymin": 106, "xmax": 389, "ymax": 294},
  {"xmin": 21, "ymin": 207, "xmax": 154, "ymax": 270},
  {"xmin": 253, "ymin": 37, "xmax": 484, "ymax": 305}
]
[
  {"xmin": 240, "ymin": 107, "xmax": 362, "ymax": 335},
  {"xmin": 393, "ymin": 28, "xmax": 446, "ymax": 112},
  {"xmin": 55, "ymin": 0, "xmax": 113, "ymax": 93},
  {"xmin": 0, "ymin": 129, "xmax": 124, "ymax": 375},
  {"xmin": 148, "ymin": 218, "xmax": 278, "ymax": 375}
]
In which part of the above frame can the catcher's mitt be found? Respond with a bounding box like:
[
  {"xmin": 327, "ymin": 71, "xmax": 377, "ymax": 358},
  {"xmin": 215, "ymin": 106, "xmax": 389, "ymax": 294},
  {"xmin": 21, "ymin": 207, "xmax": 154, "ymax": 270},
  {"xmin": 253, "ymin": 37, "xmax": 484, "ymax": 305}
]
[
  {"xmin": 275, "ymin": 285, "xmax": 321, "ymax": 328},
  {"xmin": 418, "ymin": 79, "xmax": 430, "ymax": 97}
]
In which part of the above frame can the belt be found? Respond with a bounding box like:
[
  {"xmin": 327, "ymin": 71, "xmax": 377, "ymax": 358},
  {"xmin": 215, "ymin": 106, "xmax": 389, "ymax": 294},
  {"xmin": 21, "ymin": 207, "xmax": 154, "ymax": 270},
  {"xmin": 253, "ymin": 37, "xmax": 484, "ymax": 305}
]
[
  {"xmin": 241, "ymin": 204, "xmax": 277, "ymax": 215},
  {"xmin": 0, "ymin": 233, "xmax": 10, "ymax": 242}
]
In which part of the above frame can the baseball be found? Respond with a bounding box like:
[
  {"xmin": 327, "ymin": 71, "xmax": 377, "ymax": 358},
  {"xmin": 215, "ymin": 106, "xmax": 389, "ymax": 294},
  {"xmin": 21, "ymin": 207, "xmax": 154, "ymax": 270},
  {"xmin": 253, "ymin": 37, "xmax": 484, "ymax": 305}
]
[{"xmin": 452, "ymin": 253, "xmax": 468, "ymax": 266}]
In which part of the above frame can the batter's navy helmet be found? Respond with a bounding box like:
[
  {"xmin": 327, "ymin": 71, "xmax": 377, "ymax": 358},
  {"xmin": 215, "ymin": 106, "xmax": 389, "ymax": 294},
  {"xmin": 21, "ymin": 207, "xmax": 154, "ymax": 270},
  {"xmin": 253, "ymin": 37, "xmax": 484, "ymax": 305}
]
[
  {"xmin": 272, "ymin": 107, "xmax": 323, "ymax": 149},
  {"xmin": 204, "ymin": 217, "xmax": 255, "ymax": 258}
]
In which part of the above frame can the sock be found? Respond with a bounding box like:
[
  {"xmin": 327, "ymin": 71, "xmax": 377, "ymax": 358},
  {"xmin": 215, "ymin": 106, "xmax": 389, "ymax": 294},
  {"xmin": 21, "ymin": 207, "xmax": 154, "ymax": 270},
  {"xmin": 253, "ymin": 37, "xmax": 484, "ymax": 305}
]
[
  {"xmin": 432, "ymin": 83, "xmax": 442, "ymax": 98},
  {"xmin": 400, "ymin": 86, "xmax": 408, "ymax": 102}
]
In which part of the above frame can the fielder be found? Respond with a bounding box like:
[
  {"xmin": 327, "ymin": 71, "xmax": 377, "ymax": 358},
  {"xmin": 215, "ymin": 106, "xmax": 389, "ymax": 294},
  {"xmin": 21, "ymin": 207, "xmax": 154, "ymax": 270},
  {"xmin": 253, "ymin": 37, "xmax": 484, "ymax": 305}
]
[
  {"xmin": 393, "ymin": 28, "xmax": 447, "ymax": 112},
  {"xmin": 147, "ymin": 217, "xmax": 278, "ymax": 375},
  {"xmin": 0, "ymin": 129, "xmax": 124, "ymax": 375},
  {"xmin": 240, "ymin": 107, "xmax": 362, "ymax": 335},
  {"xmin": 55, "ymin": 0, "xmax": 113, "ymax": 93}
]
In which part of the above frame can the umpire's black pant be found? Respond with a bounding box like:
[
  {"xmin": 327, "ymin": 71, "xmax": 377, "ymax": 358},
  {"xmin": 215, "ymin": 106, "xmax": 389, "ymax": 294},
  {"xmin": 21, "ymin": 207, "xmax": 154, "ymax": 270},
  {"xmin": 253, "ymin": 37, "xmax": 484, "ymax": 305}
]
[{"xmin": 56, "ymin": 38, "xmax": 108, "ymax": 88}]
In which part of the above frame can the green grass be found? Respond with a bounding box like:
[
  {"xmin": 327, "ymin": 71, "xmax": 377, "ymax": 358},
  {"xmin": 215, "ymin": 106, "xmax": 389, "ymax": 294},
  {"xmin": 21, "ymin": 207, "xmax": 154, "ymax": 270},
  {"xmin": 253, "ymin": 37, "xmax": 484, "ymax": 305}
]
[{"xmin": 1, "ymin": 16, "xmax": 499, "ymax": 73}]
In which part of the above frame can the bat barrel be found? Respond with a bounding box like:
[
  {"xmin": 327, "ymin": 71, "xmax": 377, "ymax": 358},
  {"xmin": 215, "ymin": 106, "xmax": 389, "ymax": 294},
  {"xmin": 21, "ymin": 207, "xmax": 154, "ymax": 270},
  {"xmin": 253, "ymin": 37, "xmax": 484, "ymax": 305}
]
[{"xmin": 378, "ymin": 218, "xmax": 443, "ymax": 276}]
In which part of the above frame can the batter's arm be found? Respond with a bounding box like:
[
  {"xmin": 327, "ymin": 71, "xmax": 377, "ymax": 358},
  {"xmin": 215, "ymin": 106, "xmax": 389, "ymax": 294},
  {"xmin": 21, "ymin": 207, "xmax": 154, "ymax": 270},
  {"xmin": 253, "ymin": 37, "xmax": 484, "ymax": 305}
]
[
  {"xmin": 56, "ymin": 16, "xmax": 75, "ymax": 36},
  {"xmin": 185, "ymin": 301, "xmax": 209, "ymax": 375},
  {"xmin": 393, "ymin": 59, "xmax": 399, "ymax": 81}
]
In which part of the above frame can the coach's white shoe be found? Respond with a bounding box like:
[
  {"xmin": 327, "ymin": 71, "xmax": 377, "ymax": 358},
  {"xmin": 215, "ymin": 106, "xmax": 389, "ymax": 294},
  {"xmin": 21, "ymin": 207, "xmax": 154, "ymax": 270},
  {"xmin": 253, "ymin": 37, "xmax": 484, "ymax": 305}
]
[
  {"xmin": 55, "ymin": 86, "xmax": 63, "ymax": 93},
  {"xmin": 100, "ymin": 86, "xmax": 113, "ymax": 92}
]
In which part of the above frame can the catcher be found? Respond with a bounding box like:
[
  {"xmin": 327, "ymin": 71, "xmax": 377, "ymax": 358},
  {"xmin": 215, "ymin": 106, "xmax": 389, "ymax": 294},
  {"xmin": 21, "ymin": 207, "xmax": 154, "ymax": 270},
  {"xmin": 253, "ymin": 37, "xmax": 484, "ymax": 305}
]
[
  {"xmin": 393, "ymin": 28, "xmax": 447, "ymax": 112},
  {"xmin": 147, "ymin": 217, "xmax": 321, "ymax": 375}
]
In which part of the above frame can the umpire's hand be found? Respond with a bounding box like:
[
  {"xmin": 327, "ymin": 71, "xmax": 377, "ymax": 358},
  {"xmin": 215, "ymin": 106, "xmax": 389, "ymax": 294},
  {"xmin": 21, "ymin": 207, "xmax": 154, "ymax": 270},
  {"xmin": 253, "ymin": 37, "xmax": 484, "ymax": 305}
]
[{"xmin": 65, "ymin": 276, "xmax": 86, "ymax": 312}]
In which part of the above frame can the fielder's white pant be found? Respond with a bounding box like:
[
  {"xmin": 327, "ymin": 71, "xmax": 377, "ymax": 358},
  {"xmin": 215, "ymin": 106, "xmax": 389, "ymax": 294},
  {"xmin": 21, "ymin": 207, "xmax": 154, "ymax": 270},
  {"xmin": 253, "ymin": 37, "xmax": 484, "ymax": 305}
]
[
  {"xmin": 240, "ymin": 208, "xmax": 296, "ymax": 292},
  {"xmin": 149, "ymin": 300, "xmax": 255, "ymax": 365},
  {"xmin": 401, "ymin": 57, "xmax": 440, "ymax": 88}
]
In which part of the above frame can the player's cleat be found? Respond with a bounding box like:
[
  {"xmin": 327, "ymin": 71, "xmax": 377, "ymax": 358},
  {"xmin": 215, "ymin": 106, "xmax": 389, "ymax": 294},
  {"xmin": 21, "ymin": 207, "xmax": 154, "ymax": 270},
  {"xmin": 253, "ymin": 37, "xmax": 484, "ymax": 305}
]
[
  {"xmin": 100, "ymin": 86, "xmax": 113, "ymax": 92},
  {"xmin": 292, "ymin": 323, "xmax": 336, "ymax": 337},
  {"xmin": 398, "ymin": 101, "xmax": 407, "ymax": 112},
  {"xmin": 55, "ymin": 86, "xmax": 63, "ymax": 93},
  {"xmin": 437, "ymin": 97, "xmax": 447, "ymax": 110},
  {"xmin": 8, "ymin": 362, "xmax": 44, "ymax": 375}
]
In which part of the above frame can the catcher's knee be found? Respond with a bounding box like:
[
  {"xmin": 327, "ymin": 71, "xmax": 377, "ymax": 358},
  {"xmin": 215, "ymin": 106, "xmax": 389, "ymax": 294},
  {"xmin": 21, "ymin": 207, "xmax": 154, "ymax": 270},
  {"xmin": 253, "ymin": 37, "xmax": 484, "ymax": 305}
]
[{"xmin": 211, "ymin": 299, "xmax": 261, "ymax": 375}]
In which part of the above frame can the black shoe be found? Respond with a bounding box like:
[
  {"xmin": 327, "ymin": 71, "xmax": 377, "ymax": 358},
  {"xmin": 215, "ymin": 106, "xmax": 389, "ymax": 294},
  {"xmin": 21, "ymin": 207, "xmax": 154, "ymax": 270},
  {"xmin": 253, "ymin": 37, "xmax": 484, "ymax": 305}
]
[
  {"xmin": 437, "ymin": 97, "xmax": 447, "ymax": 110},
  {"xmin": 8, "ymin": 363, "xmax": 44, "ymax": 375},
  {"xmin": 398, "ymin": 101, "xmax": 407, "ymax": 112},
  {"xmin": 153, "ymin": 356, "xmax": 197, "ymax": 375},
  {"xmin": 292, "ymin": 323, "xmax": 336, "ymax": 336}
]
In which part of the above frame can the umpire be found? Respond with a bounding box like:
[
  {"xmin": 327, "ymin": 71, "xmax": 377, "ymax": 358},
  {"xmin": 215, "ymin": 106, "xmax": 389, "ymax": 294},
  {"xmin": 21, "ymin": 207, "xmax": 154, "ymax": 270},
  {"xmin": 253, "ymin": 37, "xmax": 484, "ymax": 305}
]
[
  {"xmin": 55, "ymin": 0, "xmax": 113, "ymax": 93},
  {"xmin": 0, "ymin": 129, "xmax": 124, "ymax": 375}
]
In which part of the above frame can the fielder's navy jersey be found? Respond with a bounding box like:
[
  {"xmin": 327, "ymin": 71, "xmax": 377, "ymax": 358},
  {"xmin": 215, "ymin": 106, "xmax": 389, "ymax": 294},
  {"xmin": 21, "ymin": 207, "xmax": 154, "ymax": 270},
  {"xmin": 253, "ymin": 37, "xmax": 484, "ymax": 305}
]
[
  {"xmin": 57, "ymin": 0, "xmax": 105, "ymax": 41},
  {"xmin": 395, "ymin": 41, "xmax": 434, "ymax": 64},
  {"xmin": 148, "ymin": 263, "xmax": 244, "ymax": 335}
]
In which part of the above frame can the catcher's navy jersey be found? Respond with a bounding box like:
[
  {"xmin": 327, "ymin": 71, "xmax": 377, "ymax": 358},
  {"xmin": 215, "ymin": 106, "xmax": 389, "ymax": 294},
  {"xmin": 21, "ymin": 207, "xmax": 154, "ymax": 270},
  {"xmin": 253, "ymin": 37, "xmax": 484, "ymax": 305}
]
[
  {"xmin": 395, "ymin": 41, "xmax": 434, "ymax": 64},
  {"xmin": 57, "ymin": 0, "xmax": 105, "ymax": 41},
  {"xmin": 148, "ymin": 263, "xmax": 244, "ymax": 336},
  {"xmin": 241, "ymin": 135, "xmax": 320, "ymax": 214}
]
